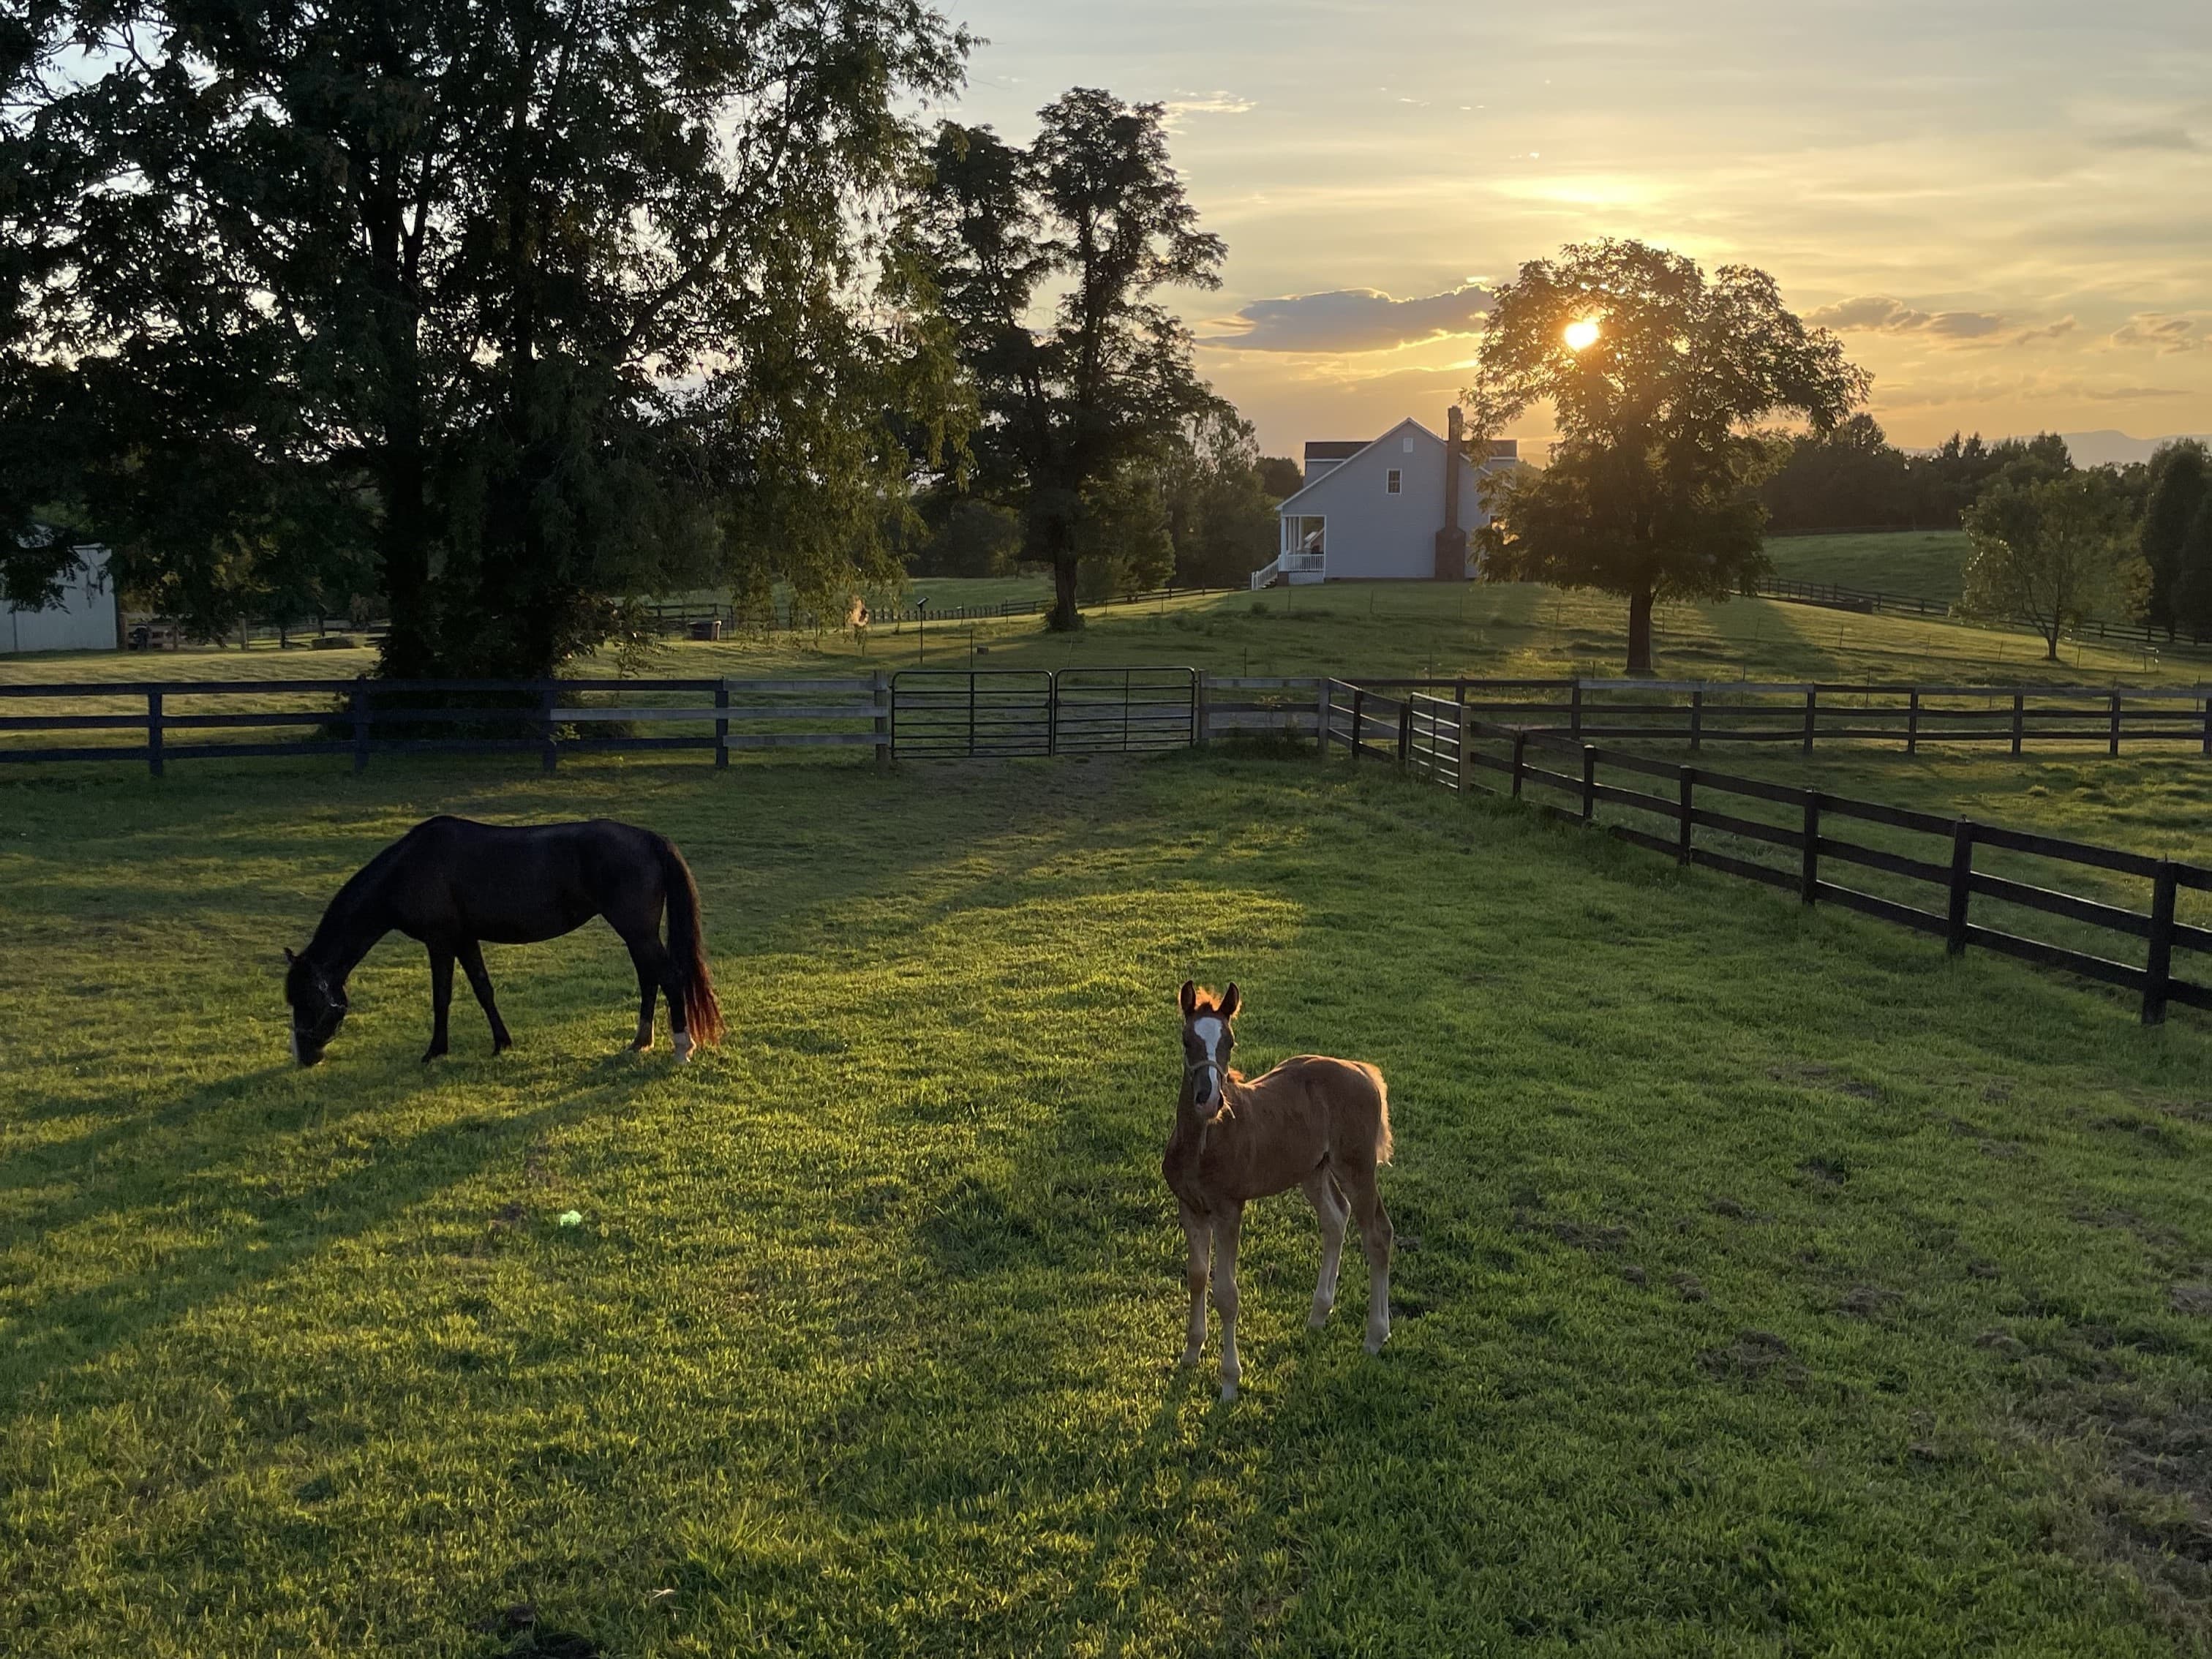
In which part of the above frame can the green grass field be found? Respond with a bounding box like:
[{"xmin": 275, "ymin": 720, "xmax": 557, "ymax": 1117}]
[
  {"xmin": 10, "ymin": 575, "xmax": 2204, "ymax": 698},
  {"xmin": 7, "ymin": 748, "xmax": 2212, "ymax": 1656},
  {"xmin": 1761, "ymin": 533, "xmax": 1972, "ymax": 606}
]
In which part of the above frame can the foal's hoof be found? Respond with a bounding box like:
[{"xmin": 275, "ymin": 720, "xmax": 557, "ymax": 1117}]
[
  {"xmin": 1307, "ymin": 1307, "xmax": 1332, "ymax": 1331},
  {"xmin": 1364, "ymin": 1329, "xmax": 1390, "ymax": 1355},
  {"xmin": 1177, "ymin": 1347, "xmax": 1202, "ymax": 1369},
  {"xmin": 672, "ymin": 1034, "xmax": 694, "ymax": 1065},
  {"xmin": 1219, "ymin": 1380, "xmax": 1239, "ymax": 1404},
  {"xmin": 421, "ymin": 1047, "xmax": 447, "ymax": 1065}
]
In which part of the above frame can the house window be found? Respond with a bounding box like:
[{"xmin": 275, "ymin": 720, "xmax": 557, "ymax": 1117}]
[{"xmin": 1386, "ymin": 470, "xmax": 1402, "ymax": 494}]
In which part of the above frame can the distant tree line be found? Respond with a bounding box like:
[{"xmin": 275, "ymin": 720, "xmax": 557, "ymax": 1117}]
[{"xmin": 1757, "ymin": 417, "xmax": 2084, "ymax": 534}]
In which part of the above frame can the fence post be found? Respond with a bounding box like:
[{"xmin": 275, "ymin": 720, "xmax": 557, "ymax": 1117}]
[
  {"xmin": 1457, "ymin": 704, "xmax": 1475, "ymax": 796},
  {"xmin": 1351, "ymin": 688, "xmax": 1365, "ymax": 764},
  {"xmin": 1800, "ymin": 790, "xmax": 1821, "ymax": 904},
  {"xmin": 1677, "ymin": 767, "xmax": 1695, "ymax": 865},
  {"xmin": 715, "ymin": 680, "xmax": 729, "ymax": 770},
  {"xmin": 1396, "ymin": 700, "xmax": 1412, "ymax": 770},
  {"xmin": 146, "ymin": 690, "xmax": 164, "ymax": 778},
  {"xmin": 1570, "ymin": 682, "xmax": 1583, "ymax": 742},
  {"xmin": 1195, "ymin": 669, "xmax": 1211, "ymax": 750},
  {"xmin": 1511, "ymin": 731, "xmax": 1526, "ymax": 800},
  {"xmin": 1317, "ymin": 681, "xmax": 1333, "ymax": 759},
  {"xmin": 539, "ymin": 680, "xmax": 558, "ymax": 772},
  {"xmin": 1802, "ymin": 688, "xmax": 1817, "ymax": 756},
  {"xmin": 350, "ymin": 677, "xmax": 371, "ymax": 773},
  {"xmin": 2144, "ymin": 861, "xmax": 2178, "ymax": 1026},
  {"xmin": 2202, "ymin": 693, "xmax": 2211, "ymax": 758},
  {"xmin": 1689, "ymin": 688, "xmax": 1704, "ymax": 753},
  {"xmin": 2109, "ymin": 691, "xmax": 2123, "ymax": 757},
  {"xmin": 1581, "ymin": 745, "xmax": 1597, "ymax": 823},
  {"xmin": 1907, "ymin": 688, "xmax": 1919, "ymax": 756},
  {"xmin": 872, "ymin": 671, "xmax": 890, "ymax": 767},
  {"xmin": 1945, "ymin": 820, "xmax": 1975, "ymax": 956},
  {"xmin": 2010, "ymin": 692, "xmax": 2024, "ymax": 757}
]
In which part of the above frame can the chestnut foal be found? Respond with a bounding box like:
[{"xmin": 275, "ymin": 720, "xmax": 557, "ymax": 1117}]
[{"xmin": 1161, "ymin": 981, "xmax": 1395, "ymax": 1401}]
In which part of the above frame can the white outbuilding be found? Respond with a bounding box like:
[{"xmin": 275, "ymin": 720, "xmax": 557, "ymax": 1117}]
[
  {"xmin": 1253, "ymin": 407, "xmax": 1519, "ymax": 588},
  {"xmin": 2, "ymin": 545, "xmax": 121, "ymax": 654}
]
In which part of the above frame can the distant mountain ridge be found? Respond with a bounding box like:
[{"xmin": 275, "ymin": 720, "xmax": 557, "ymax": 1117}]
[{"xmin": 2055, "ymin": 430, "xmax": 2212, "ymax": 467}]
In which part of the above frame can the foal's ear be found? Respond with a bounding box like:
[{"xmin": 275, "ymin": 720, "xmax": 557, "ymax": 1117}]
[
  {"xmin": 1220, "ymin": 983, "xmax": 1241, "ymax": 1020},
  {"xmin": 1178, "ymin": 979, "xmax": 1197, "ymax": 1017},
  {"xmin": 282, "ymin": 947, "xmax": 297, "ymax": 966}
]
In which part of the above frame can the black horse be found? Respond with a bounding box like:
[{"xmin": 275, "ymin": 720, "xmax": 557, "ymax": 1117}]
[{"xmin": 284, "ymin": 816, "xmax": 723, "ymax": 1066}]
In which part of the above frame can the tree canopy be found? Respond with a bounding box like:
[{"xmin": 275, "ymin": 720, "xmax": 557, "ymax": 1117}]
[
  {"xmin": 1960, "ymin": 470, "xmax": 2135, "ymax": 661},
  {"xmin": 4, "ymin": 0, "xmax": 967, "ymax": 676},
  {"xmin": 1466, "ymin": 239, "xmax": 1867, "ymax": 674},
  {"xmin": 914, "ymin": 89, "xmax": 1226, "ymax": 631}
]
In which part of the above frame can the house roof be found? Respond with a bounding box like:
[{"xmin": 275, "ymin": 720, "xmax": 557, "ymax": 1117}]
[
  {"xmin": 1278, "ymin": 418, "xmax": 1519, "ymax": 516},
  {"xmin": 1278, "ymin": 419, "xmax": 1440, "ymax": 514},
  {"xmin": 1302, "ymin": 440, "xmax": 1366, "ymax": 462}
]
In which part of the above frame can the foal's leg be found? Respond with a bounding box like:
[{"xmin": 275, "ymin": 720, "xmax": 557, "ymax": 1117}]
[
  {"xmin": 423, "ymin": 945, "xmax": 455, "ymax": 1062},
  {"xmin": 1213, "ymin": 1200, "xmax": 1246, "ymax": 1402},
  {"xmin": 456, "ymin": 940, "xmax": 511, "ymax": 1053},
  {"xmin": 1302, "ymin": 1166, "xmax": 1350, "ymax": 1329},
  {"xmin": 1178, "ymin": 1208, "xmax": 1212, "ymax": 1369},
  {"xmin": 1338, "ymin": 1165, "xmax": 1395, "ymax": 1354}
]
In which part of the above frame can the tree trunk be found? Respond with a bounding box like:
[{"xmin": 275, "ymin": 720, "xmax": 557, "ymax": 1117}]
[
  {"xmin": 1048, "ymin": 554, "xmax": 1083, "ymax": 632},
  {"xmin": 2044, "ymin": 627, "xmax": 2061, "ymax": 662},
  {"xmin": 1626, "ymin": 584, "xmax": 1655, "ymax": 676}
]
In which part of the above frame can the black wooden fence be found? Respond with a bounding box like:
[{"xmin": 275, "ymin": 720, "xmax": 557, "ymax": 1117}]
[
  {"xmin": 1336, "ymin": 677, "xmax": 2212, "ymax": 756},
  {"xmin": 1322, "ymin": 680, "xmax": 2212, "ymax": 1026},
  {"xmin": 0, "ymin": 676, "xmax": 892, "ymax": 771}
]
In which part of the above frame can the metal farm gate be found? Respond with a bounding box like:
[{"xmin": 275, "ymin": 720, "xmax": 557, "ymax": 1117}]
[{"xmin": 890, "ymin": 668, "xmax": 1197, "ymax": 759}]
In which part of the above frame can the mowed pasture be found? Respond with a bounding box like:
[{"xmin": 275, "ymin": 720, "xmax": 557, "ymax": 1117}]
[{"xmin": 7, "ymin": 750, "xmax": 2212, "ymax": 1655}]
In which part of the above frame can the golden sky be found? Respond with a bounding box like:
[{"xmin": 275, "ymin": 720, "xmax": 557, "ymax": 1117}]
[{"xmin": 944, "ymin": 0, "xmax": 2211, "ymax": 459}]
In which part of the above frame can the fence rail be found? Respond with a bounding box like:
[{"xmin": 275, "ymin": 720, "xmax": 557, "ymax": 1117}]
[
  {"xmin": 1320, "ymin": 679, "xmax": 2212, "ymax": 1026},
  {"xmin": 1749, "ymin": 576, "xmax": 2212, "ymax": 654},
  {"xmin": 1334, "ymin": 676, "xmax": 2212, "ymax": 756},
  {"xmin": 0, "ymin": 676, "xmax": 892, "ymax": 771}
]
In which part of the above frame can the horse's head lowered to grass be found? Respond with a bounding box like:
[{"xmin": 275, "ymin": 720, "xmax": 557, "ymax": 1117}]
[
  {"xmin": 284, "ymin": 947, "xmax": 349, "ymax": 1067},
  {"xmin": 1178, "ymin": 979, "xmax": 1242, "ymax": 1121}
]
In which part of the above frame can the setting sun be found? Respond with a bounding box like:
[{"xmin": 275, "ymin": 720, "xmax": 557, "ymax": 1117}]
[{"xmin": 1564, "ymin": 317, "xmax": 1601, "ymax": 351}]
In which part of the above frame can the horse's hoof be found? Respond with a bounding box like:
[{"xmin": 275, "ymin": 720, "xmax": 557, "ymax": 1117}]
[
  {"xmin": 672, "ymin": 1034, "xmax": 693, "ymax": 1064},
  {"xmin": 1364, "ymin": 1331, "xmax": 1389, "ymax": 1355},
  {"xmin": 421, "ymin": 1049, "xmax": 446, "ymax": 1064},
  {"xmin": 1219, "ymin": 1381, "xmax": 1239, "ymax": 1404},
  {"xmin": 1177, "ymin": 1348, "xmax": 1201, "ymax": 1369},
  {"xmin": 1307, "ymin": 1308, "xmax": 1331, "ymax": 1330}
]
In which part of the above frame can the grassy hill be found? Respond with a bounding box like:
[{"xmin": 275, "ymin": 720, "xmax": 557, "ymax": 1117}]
[
  {"xmin": 12, "ymin": 576, "xmax": 2202, "ymax": 697},
  {"xmin": 7, "ymin": 751, "xmax": 2212, "ymax": 1654},
  {"xmin": 1760, "ymin": 531, "xmax": 1971, "ymax": 606}
]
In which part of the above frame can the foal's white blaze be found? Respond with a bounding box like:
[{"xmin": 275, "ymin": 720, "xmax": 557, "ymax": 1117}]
[{"xmin": 1191, "ymin": 1015, "xmax": 1225, "ymax": 1107}]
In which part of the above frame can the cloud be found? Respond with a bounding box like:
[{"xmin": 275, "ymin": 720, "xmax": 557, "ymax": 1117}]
[
  {"xmin": 2009, "ymin": 317, "xmax": 2077, "ymax": 345},
  {"xmin": 2112, "ymin": 312, "xmax": 2205, "ymax": 355},
  {"xmin": 1162, "ymin": 91, "xmax": 1254, "ymax": 129},
  {"xmin": 1203, "ymin": 286, "xmax": 1494, "ymax": 353},
  {"xmin": 1808, "ymin": 296, "xmax": 2007, "ymax": 339},
  {"xmin": 2094, "ymin": 127, "xmax": 2202, "ymax": 152}
]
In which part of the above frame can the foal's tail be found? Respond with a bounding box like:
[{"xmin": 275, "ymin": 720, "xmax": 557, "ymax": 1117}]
[
  {"xmin": 657, "ymin": 837, "xmax": 724, "ymax": 1045},
  {"xmin": 1369, "ymin": 1066, "xmax": 1394, "ymax": 1167}
]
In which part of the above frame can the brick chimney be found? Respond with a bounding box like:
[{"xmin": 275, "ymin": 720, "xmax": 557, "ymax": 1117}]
[{"xmin": 1433, "ymin": 405, "xmax": 1469, "ymax": 579}]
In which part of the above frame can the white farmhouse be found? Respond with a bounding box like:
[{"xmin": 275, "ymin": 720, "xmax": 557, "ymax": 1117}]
[
  {"xmin": 2, "ymin": 544, "xmax": 120, "ymax": 654},
  {"xmin": 1252, "ymin": 407, "xmax": 1519, "ymax": 588}
]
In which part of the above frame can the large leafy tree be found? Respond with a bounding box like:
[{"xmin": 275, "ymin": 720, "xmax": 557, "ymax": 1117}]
[
  {"xmin": 4, "ymin": 0, "xmax": 965, "ymax": 676},
  {"xmin": 916, "ymin": 89, "xmax": 1225, "ymax": 631},
  {"xmin": 2141, "ymin": 440, "xmax": 2210, "ymax": 639},
  {"xmin": 1466, "ymin": 239, "xmax": 1867, "ymax": 674},
  {"xmin": 1960, "ymin": 470, "xmax": 2134, "ymax": 661}
]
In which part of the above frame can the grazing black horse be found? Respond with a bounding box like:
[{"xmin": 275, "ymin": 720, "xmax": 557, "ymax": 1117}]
[{"xmin": 284, "ymin": 816, "xmax": 723, "ymax": 1066}]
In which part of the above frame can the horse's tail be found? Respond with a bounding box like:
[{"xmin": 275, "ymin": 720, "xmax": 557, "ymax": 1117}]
[{"xmin": 657, "ymin": 837, "xmax": 723, "ymax": 1045}]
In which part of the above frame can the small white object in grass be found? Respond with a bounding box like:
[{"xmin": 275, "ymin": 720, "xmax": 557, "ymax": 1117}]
[{"xmin": 557, "ymin": 1210, "xmax": 583, "ymax": 1227}]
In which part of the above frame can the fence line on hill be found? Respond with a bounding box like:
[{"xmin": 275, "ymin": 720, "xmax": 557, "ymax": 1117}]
[
  {"xmin": 1749, "ymin": 575, "xmax": 2212, "ymax": 655},
  {"xmin": 1320, "ymin": 678, "xmax": 2212, "ymax": 1026}
]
